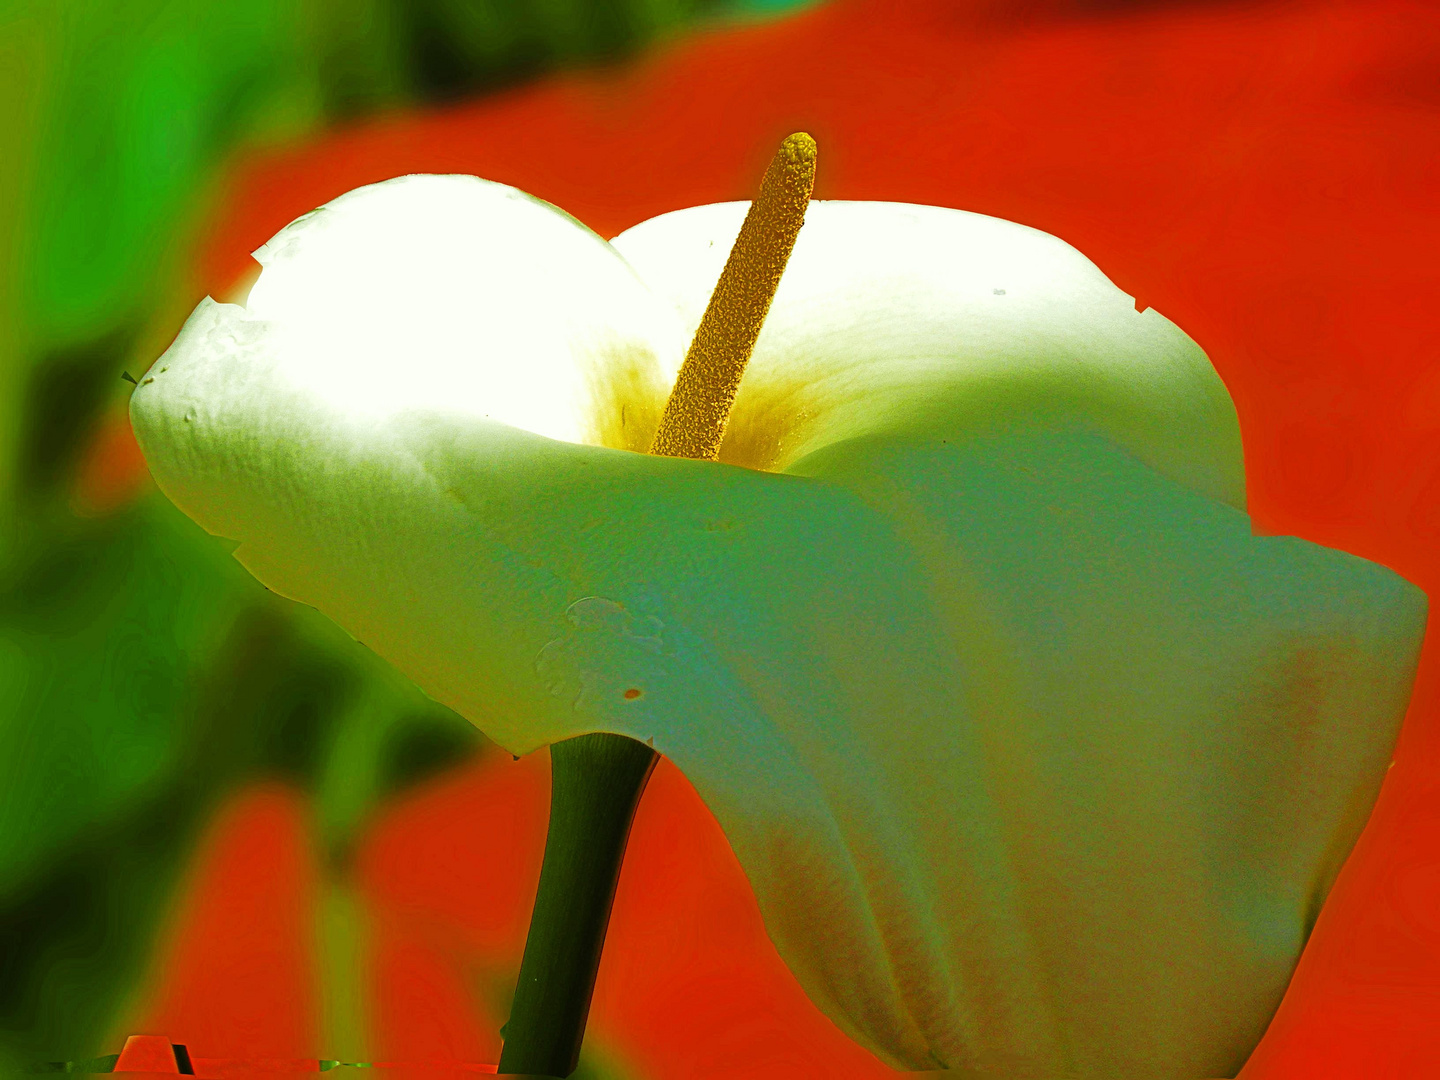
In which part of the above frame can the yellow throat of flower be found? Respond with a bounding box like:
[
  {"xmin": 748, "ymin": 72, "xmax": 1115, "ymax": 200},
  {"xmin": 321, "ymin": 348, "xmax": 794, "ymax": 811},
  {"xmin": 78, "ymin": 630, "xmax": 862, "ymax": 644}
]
[{"xmin": 648, "ymin": 132, "xmax": 817, "ymax": 462}]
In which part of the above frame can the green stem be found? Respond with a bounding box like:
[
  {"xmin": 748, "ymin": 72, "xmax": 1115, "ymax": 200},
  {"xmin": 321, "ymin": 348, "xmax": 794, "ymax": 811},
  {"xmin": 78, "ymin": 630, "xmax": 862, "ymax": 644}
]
[{"xmin": 498, "ymin": 732, "xmax": 658, "ymax": 1078}]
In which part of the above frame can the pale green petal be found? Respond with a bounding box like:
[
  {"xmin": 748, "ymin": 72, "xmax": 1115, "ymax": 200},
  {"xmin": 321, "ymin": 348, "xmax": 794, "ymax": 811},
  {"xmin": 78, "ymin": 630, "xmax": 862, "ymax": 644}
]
[
  {"xmin": 613, "ymin": 201, "xmax": 1245, "ymax": 510},
  {"xmin": 131, "ymin": 179, "xmax": 1425, "ymax": 1077}
]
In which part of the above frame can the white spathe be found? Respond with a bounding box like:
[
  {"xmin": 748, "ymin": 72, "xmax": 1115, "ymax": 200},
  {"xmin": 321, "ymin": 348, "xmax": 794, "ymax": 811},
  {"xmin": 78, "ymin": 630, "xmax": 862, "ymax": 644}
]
[
  {"xmin": 614, "ymin": 199, "xmax": 1242, "ymax": 506},
  {"xmin": 131, "ymin": 174, "xmax": 1425, "ymax": 1079}
]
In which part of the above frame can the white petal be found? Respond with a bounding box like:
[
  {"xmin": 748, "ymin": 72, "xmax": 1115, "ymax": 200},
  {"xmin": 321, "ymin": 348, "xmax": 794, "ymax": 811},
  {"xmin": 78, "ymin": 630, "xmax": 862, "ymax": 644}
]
[
  {"xmin": 613, "ymin": 201, "xmax": 1244, "ymax": 509},
  {"xmin": 131, "ymin": 180, "xmax": 1425, "ymax": 1077},
  {"xmin": 190, "ymin": 174, "xmax": 684, "ymax": 451},
  {"xmin": 133, "ymin": 172, "xmax": 686, "ymax": 585}
]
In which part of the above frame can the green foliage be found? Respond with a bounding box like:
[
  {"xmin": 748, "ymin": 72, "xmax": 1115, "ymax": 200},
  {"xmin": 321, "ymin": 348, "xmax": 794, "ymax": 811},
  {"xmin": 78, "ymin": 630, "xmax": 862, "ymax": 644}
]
[{"xmin": 0, "ymin": 493, "xmax": 486, "ymax": 1067}]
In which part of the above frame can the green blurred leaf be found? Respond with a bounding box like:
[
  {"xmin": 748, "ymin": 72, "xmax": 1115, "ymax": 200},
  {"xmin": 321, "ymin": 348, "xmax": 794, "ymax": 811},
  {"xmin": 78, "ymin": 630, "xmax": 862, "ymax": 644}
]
[{"xmin": 0, "ymin": 493, "xmax": 487, "ymax": 1066}]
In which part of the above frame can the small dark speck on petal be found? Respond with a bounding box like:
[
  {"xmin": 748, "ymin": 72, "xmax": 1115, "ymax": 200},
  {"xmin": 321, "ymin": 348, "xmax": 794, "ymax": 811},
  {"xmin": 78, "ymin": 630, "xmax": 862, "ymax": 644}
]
[{"xmin": 142, "ymin": 378, "xmax": 155, "ymax": 385}]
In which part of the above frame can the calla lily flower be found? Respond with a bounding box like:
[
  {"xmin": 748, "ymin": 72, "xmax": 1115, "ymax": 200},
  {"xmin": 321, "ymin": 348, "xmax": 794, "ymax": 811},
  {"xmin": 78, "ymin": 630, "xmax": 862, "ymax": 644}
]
[{"xmin": 130, "ymin": 173, "xmax": 1425, "ymax": 1078}]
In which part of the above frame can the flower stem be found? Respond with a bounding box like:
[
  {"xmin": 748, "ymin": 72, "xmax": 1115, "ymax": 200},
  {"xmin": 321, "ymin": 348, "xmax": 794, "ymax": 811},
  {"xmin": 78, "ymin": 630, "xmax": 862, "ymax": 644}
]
[{"xmin": 498, "ymin": 733, "xmax": 658, "ymax": 1078}]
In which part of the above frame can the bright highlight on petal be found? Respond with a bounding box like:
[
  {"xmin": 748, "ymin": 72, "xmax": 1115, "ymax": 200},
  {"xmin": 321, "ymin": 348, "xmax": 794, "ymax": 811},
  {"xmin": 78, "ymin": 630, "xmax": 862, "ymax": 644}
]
[
  {"xmin": 156, "ymin": 174, "xmax": 685, "ymax": 465},
  {"xmin": 131, "ymin": 172, "xmax": 1425, "ymax": 1079}
]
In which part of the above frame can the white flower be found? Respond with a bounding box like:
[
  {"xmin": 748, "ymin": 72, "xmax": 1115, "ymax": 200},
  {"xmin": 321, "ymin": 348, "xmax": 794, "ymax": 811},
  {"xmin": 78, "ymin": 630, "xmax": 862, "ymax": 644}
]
[{"xmin": 131, "ymin": 174, "xmax": 1425, "ymax": 1078}]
